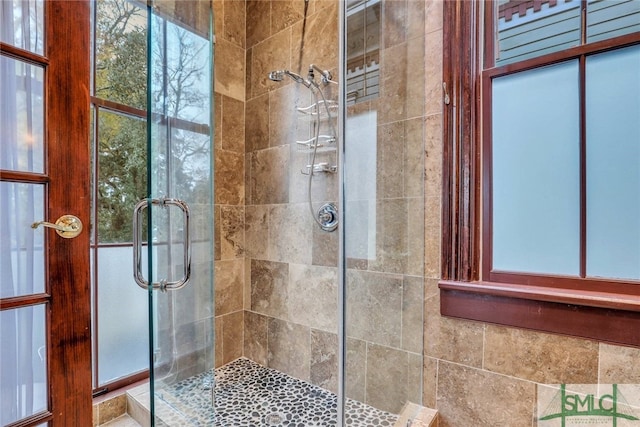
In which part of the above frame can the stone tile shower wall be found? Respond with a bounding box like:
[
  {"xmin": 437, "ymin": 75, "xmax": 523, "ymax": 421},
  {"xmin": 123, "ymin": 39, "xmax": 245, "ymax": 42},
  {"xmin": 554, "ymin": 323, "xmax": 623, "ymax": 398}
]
[
  {"xmin": 243, "ymin": 0, "xmax": 341, "ymax": 392},
  {"xmin": 212, "ymin": 0, "xmax": 247, "ymax": 369},
  {"xmin": 241, "ymin": 0, "xmax": 427, "ymax": 416}
]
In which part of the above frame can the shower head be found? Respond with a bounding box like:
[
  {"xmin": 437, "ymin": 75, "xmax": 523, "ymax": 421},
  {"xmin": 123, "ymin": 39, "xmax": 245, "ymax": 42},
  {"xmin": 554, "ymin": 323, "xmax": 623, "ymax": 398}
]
[
  {"xmin": 268, "ymin": 70, "xmax": 312, "ymax": 88},
  {"xmin": 268, "ymin": 70, "xmax": 284, "ymax": 82}
]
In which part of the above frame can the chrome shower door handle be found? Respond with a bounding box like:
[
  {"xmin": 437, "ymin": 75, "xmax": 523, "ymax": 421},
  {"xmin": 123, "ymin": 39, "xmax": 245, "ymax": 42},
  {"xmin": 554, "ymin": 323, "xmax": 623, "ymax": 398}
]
[{"xmin": 132, "ymin": 197, "xmax": 192, "ymax": 291}]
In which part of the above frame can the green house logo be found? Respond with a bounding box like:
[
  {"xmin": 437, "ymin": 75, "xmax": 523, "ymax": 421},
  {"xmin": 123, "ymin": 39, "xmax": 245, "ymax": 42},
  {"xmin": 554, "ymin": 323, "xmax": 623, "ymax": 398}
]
[{"xmin": 538, "ymin": 384, "xmax": 640, "ymax": 427}]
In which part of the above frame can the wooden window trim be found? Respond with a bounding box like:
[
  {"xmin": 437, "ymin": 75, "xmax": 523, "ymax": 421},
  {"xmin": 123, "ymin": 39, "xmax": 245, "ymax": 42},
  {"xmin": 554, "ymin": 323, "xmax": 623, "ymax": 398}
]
[{"xmin": 440, "ymin": 0, "xmax": 640, "ymax": 347}]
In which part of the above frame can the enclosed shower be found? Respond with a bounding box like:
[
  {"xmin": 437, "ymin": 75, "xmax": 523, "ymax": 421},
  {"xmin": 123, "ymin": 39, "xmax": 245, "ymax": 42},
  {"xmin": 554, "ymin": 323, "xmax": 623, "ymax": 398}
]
[{"xmin": 95, "ymin": 0, "xmax": 426, "ymax": 425}]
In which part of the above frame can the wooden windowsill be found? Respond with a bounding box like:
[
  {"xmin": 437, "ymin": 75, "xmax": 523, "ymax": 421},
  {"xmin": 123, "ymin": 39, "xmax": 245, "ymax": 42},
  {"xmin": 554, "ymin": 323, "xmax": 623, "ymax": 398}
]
[{"xmin": 439, "ymin": 280, "xmax": 640, "ymax": 347}]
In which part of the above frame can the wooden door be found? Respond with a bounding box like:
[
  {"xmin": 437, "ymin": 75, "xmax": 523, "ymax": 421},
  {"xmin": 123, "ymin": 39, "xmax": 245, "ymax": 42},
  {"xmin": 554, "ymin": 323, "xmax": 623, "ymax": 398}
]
[{"xmin": 0, "ymin": 1, "xmax": 92, "ymax": 426}]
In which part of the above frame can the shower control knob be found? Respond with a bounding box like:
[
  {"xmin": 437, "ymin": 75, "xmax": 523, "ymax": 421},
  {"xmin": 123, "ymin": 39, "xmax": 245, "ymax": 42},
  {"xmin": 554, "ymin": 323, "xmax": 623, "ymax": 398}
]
[{"xmin": 317, "ymin": 203, "xmax": 338, "ymax": 232}]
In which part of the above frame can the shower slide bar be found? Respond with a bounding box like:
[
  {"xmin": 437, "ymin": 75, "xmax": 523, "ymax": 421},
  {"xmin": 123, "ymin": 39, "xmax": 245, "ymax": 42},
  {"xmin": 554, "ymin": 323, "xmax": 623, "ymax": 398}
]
[{"xmin": 132, "ymin": 197, "xmax": 192, "ymax": 292}]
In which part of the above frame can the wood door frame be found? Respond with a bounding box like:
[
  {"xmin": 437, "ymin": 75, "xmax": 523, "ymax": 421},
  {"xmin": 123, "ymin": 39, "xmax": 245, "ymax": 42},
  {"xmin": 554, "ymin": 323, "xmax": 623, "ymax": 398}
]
[
  {"xmin": 0, "ymin": 2, "xmax": 92, "ymax": 426},
  {"xmin": 47, "ymin": 2, "xmax": 92, "ymax": 425}
]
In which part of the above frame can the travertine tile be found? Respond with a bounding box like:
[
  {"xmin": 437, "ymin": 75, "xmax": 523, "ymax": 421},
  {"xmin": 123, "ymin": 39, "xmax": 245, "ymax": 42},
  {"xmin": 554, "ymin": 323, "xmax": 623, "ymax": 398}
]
[
  {"xmin": 425, "ymin": 195, "xmax": 441, "ymax": 229},
  {"xmin": 424, "ymin": 30, "xmax": 443, "ymax": 116},
  {"xmin": 219, "ymin": 205, "xmax": 244, "ymax": 259},
  {"xmin": 346, "ymin": 338, "xmax": 367, "ymax": 402},
  {"xmin": 213, "ymin": 0, "xmax": 224, "ymax": 46},
  {"xmin": 245, "ymin": 47, "xmax": 253, "ymax": 101},
  {"xmin": 214, "ymin": 258, "xmax": 244, "ymax": 315},
  {"xmin": 215, "ymin": 319, "xmax": 223, "ymax": 368},
  {"xmin": 377, "ymin": 121, "xmax": 405, "ymax": 199},
  {"xmin": 268, "ymin": 203, "xmax": 313, "ymax": 265},
  {"xmin": 250, "ymin": 259, "xmax": 289, "ymax": 319},
  {"xmin": 405, "ymin": 117, "xmax": 425, "ymax": 198},
  {"xmin": 245, "ymin": 93, "xmax": 270, "ymax": 153},
  {"xmin": 214, "ymin": 92, "xmax": 223, "ymax": 150},
  {"xmin": 599, "ymin": 343, "xmax": 640, "ymax": 383},
  {"xmin": 370, "ymin": 199, "xmax": 408, "ymax": 274},
  {"xmin": 96, "ymin": 394, "xmax": 127, "ymax": 425},
  {"xmin": 424, "ymin": 225, "xmax": 441, "ymax": 279},
  {"xmin": 424, "ymin": 113, "xmax": 442, "ymax": 201},
  {"xmin": 244, "ymin": 310, "xmax": 268, "ymax": 366},
  {"xmin": 425, "ymin": 0, "xmax": 444, "ymax": 33},
  {"xmin": 246, "ymin": 0, "xmax": 271, "ymax": 48},
  {"xmin": 366, "ymin": 343, "xmax": 413, "ymax": 414},
  {"xmin": 244, "ymin": 204, "xmax": 270, "ymax": 259},
  {"xmin": 244, "ymin": 154, "xmax": 252, "ymax": 206},
  {"xmin": 290, "ymin": 1, "xmax": 338, "ymax": 75},
  {"xmin": 383, "ymin": 0, "xmax": 407, "ymax": 49},
  {"xmin": 288, "ymin": 263, "xmax": 338, "ymax": 332},
  {"xmin": 402, "ymin": 275, "xmax": 424, "ymax": 353},
  {"xmin": 269, "ymin": 83, "xmax": 303, "ymax": 147},
  {"xmin": 484, "ymin": 325, "xmax": 599, "ymax": 384},
  {"xmin": 437, "ymin": 362, "xmax": 536, "ymax": 427},
  {"xmin": 223, "ymin": 0, "xmax": 246, "ymax": 48},
  {"xmin": 406, "ymin": 35, "xmax": 425, "ymax": 119},
  {"xmin": 267, "ymin": 318, "xmax": 311, "ymax": 381},
  {"xmin": 407, "ymin": 197, "xmax": 425, "ymax": 277},
  {"xmin": 215, "ymin": 148, "xmax": 245, "ymax": 205},
  {"xmin": 407, "ymin": 0, "xmax": 426, "ymax": 39},
  {"xmin": 422, "ymin": 356, "xmax": 438, "ymax": 409},
  {"xmin": 408, "ymin": 351, "xmax": 424, "ymax": 405},
  {"xmin": 312, "ymin": 222, "xmax": 338, "ymax": 267},
  {"xmin": 100, "ymin": 414, "xmax": 141, "ymax": 427},
  {"xmin": 249, "ymin": 145, "xmax": 290, "ymax": 205},
  {"xmin": 346, "ymin": 269, "xmax": 403, "ymax": 348},
  {"xmin": 221, "ymin": 95, "xmax": 245, "ymax": 153},
  {"xmin": 424, "ymin": 279, "xmax": 484, "ymax": 367},
  {"xmin": 250, "ymin": 29, "xmax": 291, "ymax": 98},
  {"xmin": 214, "ymin": 38, "xmax": 245, "ymax": 101},
  {"xmin": 271, "ymin": 0, "xmax": 304, "ymax": 35},
  {"xmin": 221, "ymin": 310, "xmax": 244, "ymax": 364},
  {"xmin": 310, "ymin": 329, "xmax": 338, "ymax": 393},
  {"xmin": 379, "ymin": 43, "xmax": 409, "ymax": 124},
  {"xmin": 214, "ymin": 204, "xmax": 221, "ymax": 261}
]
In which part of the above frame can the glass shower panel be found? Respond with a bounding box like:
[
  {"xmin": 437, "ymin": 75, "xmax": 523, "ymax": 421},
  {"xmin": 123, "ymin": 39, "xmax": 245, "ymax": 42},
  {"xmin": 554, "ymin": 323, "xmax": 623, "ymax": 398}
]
[
  {"xmin": 147, "ymin": 2, "xmax": 214, "ymax": 425},
  {"xmin": 343, "ymin": 0, "xmax": 425, "ymax": 419}
]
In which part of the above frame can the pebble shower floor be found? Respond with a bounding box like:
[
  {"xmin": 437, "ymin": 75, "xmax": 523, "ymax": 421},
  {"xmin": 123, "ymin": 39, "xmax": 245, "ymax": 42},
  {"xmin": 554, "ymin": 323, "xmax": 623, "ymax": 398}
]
[{"xmin": 152, "ymin": 358, "xmax": 399, "ymax": 426}]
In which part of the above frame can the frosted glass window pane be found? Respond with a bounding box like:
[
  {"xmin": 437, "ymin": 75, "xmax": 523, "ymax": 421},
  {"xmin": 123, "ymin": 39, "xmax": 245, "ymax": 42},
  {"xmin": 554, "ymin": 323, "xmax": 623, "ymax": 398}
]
[
  {"xmin": 0, "ymin": 182, "xmax": 45, "ymax": 298},
  {"xmin": 586, "ymin": 45, "xmax": 640, "ymax": 280},
  {"xmin": 492, "ymin": 61, "xmax": 580, "ymax": 275},
  {"xmin": 0, "ymin": 56, "xmax": 45, "ymax": 173},
  {"xmin": 0, "ymin": 305, "xmax": 47, "ymax": 426},
  {"xmin": 587, "ymin": 0, "xmax": 640, "ymax": 44},
  {"xmin": 97, "ymin": 246, "xmax": 149, "ymax": 385}
]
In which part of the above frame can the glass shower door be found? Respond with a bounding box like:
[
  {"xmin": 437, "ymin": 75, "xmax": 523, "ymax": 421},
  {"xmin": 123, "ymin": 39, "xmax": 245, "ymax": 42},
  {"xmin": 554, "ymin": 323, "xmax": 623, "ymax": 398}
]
[{"xmin": 139, "ymin": 2, "xmax": 215, "ymax": 424}]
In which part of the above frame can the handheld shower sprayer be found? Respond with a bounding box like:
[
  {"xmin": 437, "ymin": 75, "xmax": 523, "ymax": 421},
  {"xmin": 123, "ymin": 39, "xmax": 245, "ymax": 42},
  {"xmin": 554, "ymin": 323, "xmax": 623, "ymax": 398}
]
[{"xmin": 268, "ymin": 69, "xmax": 312, "ymax": 88}]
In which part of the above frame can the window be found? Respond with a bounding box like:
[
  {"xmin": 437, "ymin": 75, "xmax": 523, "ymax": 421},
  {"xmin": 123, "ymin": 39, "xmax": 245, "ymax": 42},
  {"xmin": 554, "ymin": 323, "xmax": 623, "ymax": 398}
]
[{"xmin": 440, "ymin": 0, "xmax": 640, "ymax": 346}]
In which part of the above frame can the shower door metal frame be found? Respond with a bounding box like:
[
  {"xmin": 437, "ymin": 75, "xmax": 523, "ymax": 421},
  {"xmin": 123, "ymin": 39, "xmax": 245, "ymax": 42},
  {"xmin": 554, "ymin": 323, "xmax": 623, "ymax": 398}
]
[{"xmin": 337, "ymin": 0, "xmax": 347, "ymax": 424}]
